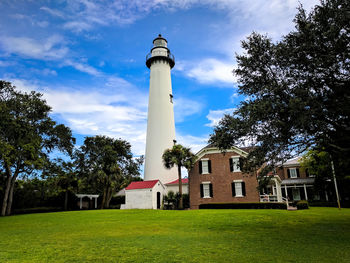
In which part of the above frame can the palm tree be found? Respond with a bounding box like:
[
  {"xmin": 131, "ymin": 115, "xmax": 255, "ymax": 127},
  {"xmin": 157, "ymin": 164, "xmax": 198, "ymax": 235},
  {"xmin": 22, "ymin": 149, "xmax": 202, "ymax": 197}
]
[{"xmin": 162, "ymin": 144, "xmax": 195, "ymax": 209}]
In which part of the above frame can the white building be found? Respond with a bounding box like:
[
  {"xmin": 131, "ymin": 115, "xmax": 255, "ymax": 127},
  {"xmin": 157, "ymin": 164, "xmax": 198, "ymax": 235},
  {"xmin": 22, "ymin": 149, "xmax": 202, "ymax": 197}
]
[
  {"xmin": 165, "ymin": 179, "xmax": 189, "ymax": 195},
  {"xmin": 124, "ymin": 180, "xmax": 166, "ymax": 209}
]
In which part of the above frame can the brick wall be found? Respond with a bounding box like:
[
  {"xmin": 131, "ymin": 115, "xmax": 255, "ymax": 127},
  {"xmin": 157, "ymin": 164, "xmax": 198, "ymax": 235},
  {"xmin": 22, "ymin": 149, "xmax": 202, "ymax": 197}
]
[
  {"xmin": 189, "ymin": 152, "xmax": 260, "ymax": 209},
  {"xmin": 276, "ymin": 166, "xmax": 308, "ymax": 180}
]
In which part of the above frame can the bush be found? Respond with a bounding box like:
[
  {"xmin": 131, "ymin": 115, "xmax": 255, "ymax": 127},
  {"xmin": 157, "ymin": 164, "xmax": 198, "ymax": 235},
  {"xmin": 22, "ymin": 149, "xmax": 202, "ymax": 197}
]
[
  {"xmin": 13, "ymin": 207, "xmax": 63, "ymax": 215},
  {"xmin": 296, "ymin": 200, "xmax": 309, "ymax": 210},
  {"xmin": 199, "ymin": 202, "xmax": 287, "ymax": 209}
]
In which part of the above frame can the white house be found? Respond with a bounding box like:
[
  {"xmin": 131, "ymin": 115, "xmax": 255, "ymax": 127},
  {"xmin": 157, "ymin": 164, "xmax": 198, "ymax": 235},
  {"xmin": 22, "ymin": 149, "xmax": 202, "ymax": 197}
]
[
  {"xmin": 165, "ymin": 178, "xmax": 189, "ymax": 194},
  {"xmin": 124, "ymin": 180, "xmax": 166, "ymax": 209}
]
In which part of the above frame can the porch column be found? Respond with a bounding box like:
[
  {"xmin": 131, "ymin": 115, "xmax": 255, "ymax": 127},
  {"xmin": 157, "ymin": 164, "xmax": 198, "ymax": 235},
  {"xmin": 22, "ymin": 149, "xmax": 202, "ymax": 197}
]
[
  {"xmin": 80, "ymin": 197, "xmax": 83, "ymax": 209},
  {"xmin": 304, "ymin": 184, "xmax": 308, "ymax": 200},
  {"xmin": 95, "ymin": 197, "xmax": 97, "ymax": 208},
  {"xmin": 275, "ymin": 180, "xmax": 282, "ymax": 202},
  {"xmin": 284, "ymin": 185, "xmax": 288, "ymax": 199},
  {"xmin": 325, "ymin": 191, "xmax": 329, "ymax": 201}
]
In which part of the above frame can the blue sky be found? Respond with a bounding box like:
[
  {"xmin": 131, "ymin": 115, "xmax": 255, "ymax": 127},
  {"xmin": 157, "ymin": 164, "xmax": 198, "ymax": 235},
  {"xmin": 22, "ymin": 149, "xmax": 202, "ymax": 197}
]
[{"xmin": 0, "ymin": 0, "xmax": 319, "ymax": 159}]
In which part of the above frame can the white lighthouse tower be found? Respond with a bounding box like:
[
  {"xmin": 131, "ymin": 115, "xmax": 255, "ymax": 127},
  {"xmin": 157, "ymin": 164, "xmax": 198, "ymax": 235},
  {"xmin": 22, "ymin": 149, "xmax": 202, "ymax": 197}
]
[{"xmin": 144, "ymin": 34, "xmax": 178, "ymax": 183}]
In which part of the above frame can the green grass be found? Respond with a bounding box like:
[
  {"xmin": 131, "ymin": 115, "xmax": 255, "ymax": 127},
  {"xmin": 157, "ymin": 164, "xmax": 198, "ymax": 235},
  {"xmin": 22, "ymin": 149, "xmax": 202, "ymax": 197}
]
[{"xmin": 1, "ymin": 208, "xmax": 350, "ymax": 263}]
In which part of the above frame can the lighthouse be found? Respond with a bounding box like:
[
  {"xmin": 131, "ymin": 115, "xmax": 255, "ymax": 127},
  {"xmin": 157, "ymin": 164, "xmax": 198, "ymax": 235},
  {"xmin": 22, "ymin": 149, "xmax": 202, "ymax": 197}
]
[{"xmin": 144, "ymin": 34, "xmax": 178, "ymax": 183}]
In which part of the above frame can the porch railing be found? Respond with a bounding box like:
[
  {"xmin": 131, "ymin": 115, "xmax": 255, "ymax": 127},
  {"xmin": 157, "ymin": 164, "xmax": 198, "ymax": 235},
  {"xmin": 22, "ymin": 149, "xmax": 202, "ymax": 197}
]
[{"xmin": 260, "ymin": 195, "xmax": 278, "ymax": 202}]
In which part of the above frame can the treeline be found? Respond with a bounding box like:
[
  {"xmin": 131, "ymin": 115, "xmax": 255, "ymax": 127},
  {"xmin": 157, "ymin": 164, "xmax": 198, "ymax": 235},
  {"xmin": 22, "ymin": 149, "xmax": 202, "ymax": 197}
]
[{"xmin": 0, "ymin": 81, "xmax": 143, "ymax": 216}]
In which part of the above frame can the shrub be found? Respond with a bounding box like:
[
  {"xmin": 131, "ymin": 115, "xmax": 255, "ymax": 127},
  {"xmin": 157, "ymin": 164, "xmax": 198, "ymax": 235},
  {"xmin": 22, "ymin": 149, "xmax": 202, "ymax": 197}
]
[
  {"xmin": 296, "ymin": 200, "xmax": 309, "ymax": 210},
  {"xmin": 199, "ymin": 202, "xmax": 287, "ymax": 209},
  {"xmin": 13, "ymin": 207, "xmax": 63, "ymax": 215}
]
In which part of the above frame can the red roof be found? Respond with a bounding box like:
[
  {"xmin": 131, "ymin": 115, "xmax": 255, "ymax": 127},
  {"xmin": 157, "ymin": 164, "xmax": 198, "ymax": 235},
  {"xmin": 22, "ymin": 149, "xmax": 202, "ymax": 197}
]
[
  {"xmin": 125, "ymin": 180, "xmax": 159, "ymax": 190},
  {"xmin": 166, "ymin": 178, "xmax": 188, "ymax": 185}
]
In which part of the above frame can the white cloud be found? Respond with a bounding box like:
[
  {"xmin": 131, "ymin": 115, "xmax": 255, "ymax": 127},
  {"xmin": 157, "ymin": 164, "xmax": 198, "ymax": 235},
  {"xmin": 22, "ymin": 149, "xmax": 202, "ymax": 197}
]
[
  {"xmin": 206, "ymin": 108, "xmax": 235, "ymax": 127},
  {"xmin": 10, "ymin": 78, "xmax": 148, "ymax": 155},
  {"xmin": 9, "ymin": 77, "xmax": 204, "ymax": 156},
  {"xmin": 0, "ymin": 35, "xmax": 68, "ymax": 60},
  {"xmin": 63, "ymin": 60, "xmax": 102, "ymax": 76},
  {"xmin": 63, "ymin": 21, "xmax": 92, "ymax": 33},
  {"xmin": 176, "ymin": 133, "xmax": 209, "ymax": 154},
  {"xmin": 40, "ymin": 7, "xmax": 66, "ymax": 19},
  {"xmin": 177, "ymin": 59, "xmax": 236, "ymax": 85},
  {"xmin": 174, "ymin": 97, "xmax": 203, "ymax": 122}
]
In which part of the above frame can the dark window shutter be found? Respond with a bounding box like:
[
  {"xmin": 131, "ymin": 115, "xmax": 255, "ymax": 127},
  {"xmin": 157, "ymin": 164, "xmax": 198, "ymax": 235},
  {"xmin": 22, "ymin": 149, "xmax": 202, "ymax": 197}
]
[
  {"xmin": 242, "ymin": 182, "xmax": 246, "ymax": 196},
  {"xmin": 208, "ymin": 160, "xmax": 212, "ymax": 173},
  {"xmin": 305, "ymin": 168, "xmax": 309, "ymax": 177},
  {"xmin": 296, "ymin": 168, "xmax": 300, "ymax": 177},
  {"xmin": 231, "ymin": 182, "xmax": 236, "ymax": 196},
  {"xmin": 287, "ymin": 169, "xmax": 290, "ymax": 178},
  {"xmin": 209, "ymin": 183, "xmax": 213, "ymax": 197},
  {"xmin": 200, "ymin": 184, "xmax": 204, "ymax": 198},
  {"xmin": 229, "ymin": 158, "xmax": 233, "ymax": 172},
  {"xmin": 199, "ymin": 161, "xmax": 202, "ymax": 174}
]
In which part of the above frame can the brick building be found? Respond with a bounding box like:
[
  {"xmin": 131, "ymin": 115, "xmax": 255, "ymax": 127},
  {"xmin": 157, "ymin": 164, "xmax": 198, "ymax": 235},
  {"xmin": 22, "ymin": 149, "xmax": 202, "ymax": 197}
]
[
  {"xmin": 189, "ymin": 145, "xmax": 261, "ymax": 209},
  {"xmin": 189, "ymin": 145, "xmax": 333, "ymax": 209}
]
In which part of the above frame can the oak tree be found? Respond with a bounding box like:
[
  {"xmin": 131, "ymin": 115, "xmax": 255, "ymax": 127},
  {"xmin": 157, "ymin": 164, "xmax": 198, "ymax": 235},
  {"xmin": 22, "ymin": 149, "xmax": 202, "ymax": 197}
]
[
  {"xmin": 210, "ymin": 0, "xmax": 350, "ymax": 179},
  {"xmin": 0, "ymin": 81, "xmax": 75, "ymax": 216}
]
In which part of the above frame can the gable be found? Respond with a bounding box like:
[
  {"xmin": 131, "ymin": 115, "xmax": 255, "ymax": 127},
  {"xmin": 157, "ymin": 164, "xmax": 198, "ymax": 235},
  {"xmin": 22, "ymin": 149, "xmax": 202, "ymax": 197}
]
[{"xmin": 195, "ymin": 146, "xmax": 249, "ymax": 160}]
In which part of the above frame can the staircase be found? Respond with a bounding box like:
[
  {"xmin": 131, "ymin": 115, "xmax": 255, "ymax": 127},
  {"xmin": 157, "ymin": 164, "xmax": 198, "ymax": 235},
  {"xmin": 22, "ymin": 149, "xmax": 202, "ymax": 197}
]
[{"xmin": 282, "ymin": 197, "xmax": 297, "ymax": 211}]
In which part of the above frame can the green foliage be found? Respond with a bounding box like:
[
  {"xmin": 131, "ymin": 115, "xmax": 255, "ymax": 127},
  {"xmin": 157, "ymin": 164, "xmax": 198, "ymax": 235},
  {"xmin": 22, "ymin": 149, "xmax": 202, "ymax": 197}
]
[
  {"xmin": 163, "ymin": 144, "xmax": 195, "ymax": 209},
  {"xmin": 301, "ymin": 149, "xmax": 350, "ymax": 199},
  {"xmin": 296, "ymin": 200, "xmax": 309, "ymax": 210},
  {"xmin": 199, "ymin": 202, "xmax": 287, "ymax": 209},
  {"xmin": 13, "ymin": 207, "xmax": 63, "ymax": 215},
  {"xmin": 42, "ymin": 159, "xmax": 78, "ymax": 210},
  {"xmin": 1, "ymin": 208, "xmax": 350, "ymax": 262},
  {"xmin": 0, "ymin": 80, "xmax": 75, "ymax": 216},
  {"xmin": 209, "ymin": 0, "xmax": 350, "ymax": 177},
  {"xmin": 163, "ymin": 191, "xmax": 189, "ymax": 209},
  {"xmin": 76, "ymin": 135, "xmax": 142, "ymax": 208}
]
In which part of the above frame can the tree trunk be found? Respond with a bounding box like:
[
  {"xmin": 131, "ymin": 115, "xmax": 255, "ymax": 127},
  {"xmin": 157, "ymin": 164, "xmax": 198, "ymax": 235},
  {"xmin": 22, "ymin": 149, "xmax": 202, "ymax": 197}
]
[
  {"xmin": 101, "ymin": 188, "xmax": 107, "ymax": 209},
  {"xmin": 6, "ymin": 175, "xmax": 16, "ymax": 216},
  {"xmin": 178, "ymin": 165, "xmax": 183, "ymax": 209},
  {"xmin": 187, "ymin": 168, "xmax": 191, "ymax": 209},
  {"xmin": 106, "ymin": 187, "xmax": 113, "ymax": 209},
  {"xmin": 1, "ymin": 173, "xmax": 12, "ymax": 216},
  {"xmin": 64, "ymin": 191, "xmax": 68, "ymax": 211}
]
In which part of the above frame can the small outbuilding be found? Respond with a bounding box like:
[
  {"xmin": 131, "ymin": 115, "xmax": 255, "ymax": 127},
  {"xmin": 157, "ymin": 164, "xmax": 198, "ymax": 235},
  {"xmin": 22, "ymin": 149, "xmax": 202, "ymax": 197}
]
[
  {"xmin": 165, "ymin": 178, "xmax": 189, "ymax": 194},
  {"xmin": 124, "ymin": 180, "xmax": 166, "ymax": 209}
]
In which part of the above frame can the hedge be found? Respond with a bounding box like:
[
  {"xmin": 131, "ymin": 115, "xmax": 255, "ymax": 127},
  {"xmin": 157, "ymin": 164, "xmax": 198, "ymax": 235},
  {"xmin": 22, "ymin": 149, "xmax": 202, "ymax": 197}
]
[
  {"xmin": 13, "ymin": 207, "xmax": 63, "ymax": 215},
  {"xmin": 296, "ymin": 200, "xmax": 309, "ymax": 210},
  {"xmin": 199, "ymin": 202, "xmax": 287, "ymax": 209}
]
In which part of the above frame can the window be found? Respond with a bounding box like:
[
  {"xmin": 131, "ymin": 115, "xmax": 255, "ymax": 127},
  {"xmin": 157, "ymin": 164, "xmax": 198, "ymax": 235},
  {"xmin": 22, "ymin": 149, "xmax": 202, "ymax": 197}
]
[
  {"xmin": 229, "ymin": 157, "xmax": 241, "ymax": 172},
  {"xmin": 200, "ymin": 182, "xmax": 213, "ymax": 198},
  {"xmin": 169, "ymin": 94, "xmax": 173, "ymax": 103},
  {"xmin": 199, "ymin": 159, "xmax": 211, "ymax": 174},
  {"xmin": 306, "ymin": 168, "xmax": 315, "ymax": 177},
  {"xmin": 231, "ymin": 180, "xmax": 246, "ymax": 197},
  {"xmin": 288, "ymin": 168, "xmax": 299, "ymax": 178}
]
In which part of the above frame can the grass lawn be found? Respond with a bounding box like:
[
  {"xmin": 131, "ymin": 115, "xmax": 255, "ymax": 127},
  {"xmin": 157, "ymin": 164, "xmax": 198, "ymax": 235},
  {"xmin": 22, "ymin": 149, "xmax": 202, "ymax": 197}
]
[{"xmin": 1, "ymin": 208, "xmax": 350, "ymax": 263}]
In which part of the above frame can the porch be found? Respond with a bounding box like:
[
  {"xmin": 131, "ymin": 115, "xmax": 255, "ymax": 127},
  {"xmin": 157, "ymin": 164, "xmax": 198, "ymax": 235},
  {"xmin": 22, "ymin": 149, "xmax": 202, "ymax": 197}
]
[{"xmin": 259, "ymin": 176, "xmax": 283, "ymax": 203}]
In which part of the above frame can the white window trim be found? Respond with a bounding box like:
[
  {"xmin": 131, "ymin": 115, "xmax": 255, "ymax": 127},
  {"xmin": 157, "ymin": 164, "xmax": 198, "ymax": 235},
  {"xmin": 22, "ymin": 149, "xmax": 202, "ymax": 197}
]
[
  {"xmin": 233, "ymin": 180, "xmax": 244, "ymax": 197},
  {"xmin": 231, "ymin": 157, "xmax": 241, "ymax": 172},
  {"xmin": 289, "ymin": 168, "xmax": 298, "ymax": 178},
  {"xmin": 201, "ymin": 159, "xmax": 209, "ymax": 175},
  {"xmin": 202, "ymin": 182, "xmax": 211, "ymax": 198}
]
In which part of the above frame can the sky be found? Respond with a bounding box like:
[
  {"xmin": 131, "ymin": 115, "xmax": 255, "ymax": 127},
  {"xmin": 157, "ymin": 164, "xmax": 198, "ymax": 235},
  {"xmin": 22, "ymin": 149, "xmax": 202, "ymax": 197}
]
[{"xmin": 0, "ymin": 0, "xmax": 319, "ymax": 167}]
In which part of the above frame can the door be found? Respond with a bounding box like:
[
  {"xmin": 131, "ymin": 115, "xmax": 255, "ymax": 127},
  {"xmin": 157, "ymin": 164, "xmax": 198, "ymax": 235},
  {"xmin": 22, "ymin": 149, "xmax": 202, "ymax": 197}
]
[
  {"xmin": 292, "ymin": 188, "xmax": 301, "ymax": 201},
  {"xmin": 157, "ymin": 192, "xmax": 161, "ymax": 209}
]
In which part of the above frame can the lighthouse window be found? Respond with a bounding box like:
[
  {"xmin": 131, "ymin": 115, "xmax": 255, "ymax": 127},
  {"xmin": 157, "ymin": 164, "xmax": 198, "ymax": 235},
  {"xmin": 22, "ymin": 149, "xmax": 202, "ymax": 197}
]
[{"xmin": 169, "ymin": 94, "xmax": 173, "ymax": 103}]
